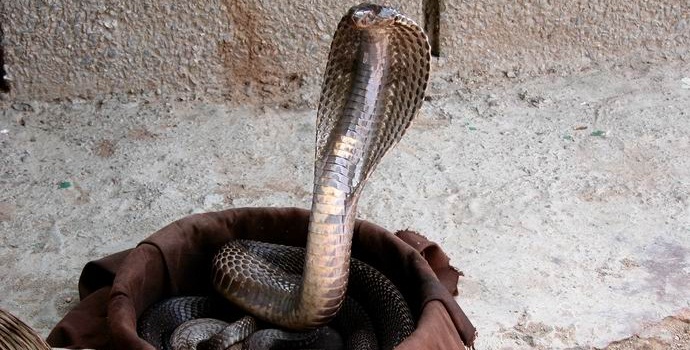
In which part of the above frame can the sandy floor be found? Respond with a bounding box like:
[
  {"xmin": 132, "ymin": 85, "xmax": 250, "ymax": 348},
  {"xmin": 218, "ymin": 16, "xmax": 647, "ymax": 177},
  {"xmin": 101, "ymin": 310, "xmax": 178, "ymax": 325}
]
[{"xmin": 1, "ymin": 60, "xmax": 689, "ymax": 349}]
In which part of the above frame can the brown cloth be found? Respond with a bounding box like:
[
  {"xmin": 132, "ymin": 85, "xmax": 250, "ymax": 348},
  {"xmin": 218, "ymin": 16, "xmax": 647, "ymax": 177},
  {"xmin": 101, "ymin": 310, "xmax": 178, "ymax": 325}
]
[{"xmin": 47, "ymin": 207, "xmax": 476, "ymax": 349}]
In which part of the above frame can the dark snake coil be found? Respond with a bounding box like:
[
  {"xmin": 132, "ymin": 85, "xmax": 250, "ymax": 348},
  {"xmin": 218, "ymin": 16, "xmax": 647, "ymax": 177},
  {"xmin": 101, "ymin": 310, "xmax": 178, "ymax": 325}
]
[{"xmin": 139, "ymin": 3, "xmax": 431, "ymax": 349}]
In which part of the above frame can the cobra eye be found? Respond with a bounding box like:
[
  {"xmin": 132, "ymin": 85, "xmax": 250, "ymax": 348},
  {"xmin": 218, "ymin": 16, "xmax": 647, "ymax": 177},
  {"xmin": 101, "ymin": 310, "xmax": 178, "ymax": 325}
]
[{"xmin": 352, "ymin": 10, "xmax": 374, "ymax": 25}]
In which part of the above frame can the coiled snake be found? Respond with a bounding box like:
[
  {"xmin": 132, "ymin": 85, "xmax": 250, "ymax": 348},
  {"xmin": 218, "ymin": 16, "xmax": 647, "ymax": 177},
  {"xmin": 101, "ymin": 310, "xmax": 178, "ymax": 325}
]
[{"xmin": 139, "ymin": 3, "xmax": 431, "ymax": 349}]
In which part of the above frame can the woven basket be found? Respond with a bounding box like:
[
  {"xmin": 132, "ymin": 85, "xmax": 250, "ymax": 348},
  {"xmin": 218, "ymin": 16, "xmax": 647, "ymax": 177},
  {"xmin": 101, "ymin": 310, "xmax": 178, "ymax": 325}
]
[
  {"xmin": 47, "ymin": 207, "xmax": 476, "ymax": 349},
  {"xmin": 0, "ymin": 308, "xmax": 51, "ymax": 350}
]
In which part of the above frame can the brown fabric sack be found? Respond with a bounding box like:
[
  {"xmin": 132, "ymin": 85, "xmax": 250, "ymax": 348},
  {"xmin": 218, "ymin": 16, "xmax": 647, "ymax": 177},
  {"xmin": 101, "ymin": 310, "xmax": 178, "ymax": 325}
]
[{"xmin": 47, "ymin": 207, "xmax": 476, "ymax": 349}]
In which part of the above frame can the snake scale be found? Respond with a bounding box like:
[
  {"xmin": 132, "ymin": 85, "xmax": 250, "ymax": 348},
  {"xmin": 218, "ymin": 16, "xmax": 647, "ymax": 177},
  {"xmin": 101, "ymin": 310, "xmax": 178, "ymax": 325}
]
[{"xmin": 139, "ymin": 3, "xmax": 431, "ymax": 349}]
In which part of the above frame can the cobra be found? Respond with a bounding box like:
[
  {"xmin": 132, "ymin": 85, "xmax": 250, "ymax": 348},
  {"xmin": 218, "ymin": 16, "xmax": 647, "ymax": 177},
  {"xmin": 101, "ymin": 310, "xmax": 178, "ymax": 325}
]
[{"xmin": 139, "ymin": 3, "xmax": 431, "ymax": 349}]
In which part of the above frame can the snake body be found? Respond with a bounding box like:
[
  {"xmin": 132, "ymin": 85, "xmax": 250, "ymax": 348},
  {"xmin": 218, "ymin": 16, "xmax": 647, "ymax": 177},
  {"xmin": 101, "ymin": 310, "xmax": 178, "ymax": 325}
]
[{"xmin": 139, "ymin": 3, "xmax": 430, "ymax": 349}]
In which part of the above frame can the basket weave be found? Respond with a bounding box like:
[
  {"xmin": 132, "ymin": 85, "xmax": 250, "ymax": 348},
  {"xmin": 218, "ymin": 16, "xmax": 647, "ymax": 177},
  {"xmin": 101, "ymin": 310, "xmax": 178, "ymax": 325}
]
[{"xmin": 0, "ymin": 308, "xmax": 51, "ymax": 350}]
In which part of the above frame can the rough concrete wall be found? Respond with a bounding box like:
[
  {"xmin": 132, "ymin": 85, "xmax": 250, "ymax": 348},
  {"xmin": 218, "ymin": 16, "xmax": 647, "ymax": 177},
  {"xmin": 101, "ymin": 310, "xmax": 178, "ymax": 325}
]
[
  {"xmin": 216, "ymin": 1, "xmax": 420, "ymax": 106},
  {"xmin": 0, "ymin": 1, "xmax": 688, "ymax": 104},
  {"xmin": 0, "ymin": 0, "xmax": 420, "ymax": 105},
  {"xmin": 441, "ymin": 1, "xmax": 690, "ymax": 79},
  {"xmin": 1, "ymin": 1, "xmax": 232, "ymax": 100}
]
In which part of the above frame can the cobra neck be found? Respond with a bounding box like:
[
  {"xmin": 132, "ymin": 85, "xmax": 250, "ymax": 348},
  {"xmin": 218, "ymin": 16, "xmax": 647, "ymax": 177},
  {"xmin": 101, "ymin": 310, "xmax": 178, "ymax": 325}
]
[{"xmin": 296, "ymin": 30, "xmax": 391, "ymax": 327}]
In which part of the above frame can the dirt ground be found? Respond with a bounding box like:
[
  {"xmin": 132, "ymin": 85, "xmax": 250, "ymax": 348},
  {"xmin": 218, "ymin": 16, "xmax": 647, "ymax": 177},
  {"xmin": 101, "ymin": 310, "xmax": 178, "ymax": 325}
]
[{"xmin": 1, "ymin": 60, "xmax": 689, "ymax": 349}]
